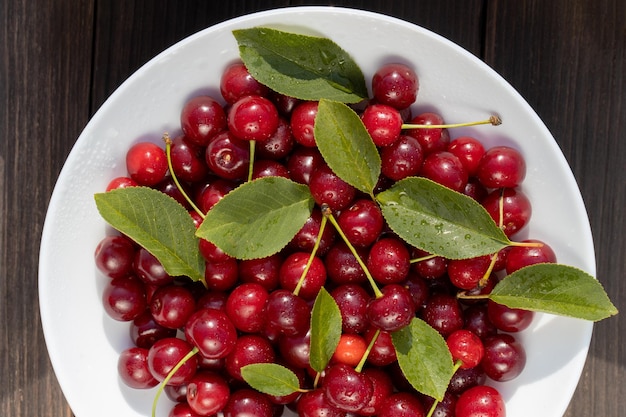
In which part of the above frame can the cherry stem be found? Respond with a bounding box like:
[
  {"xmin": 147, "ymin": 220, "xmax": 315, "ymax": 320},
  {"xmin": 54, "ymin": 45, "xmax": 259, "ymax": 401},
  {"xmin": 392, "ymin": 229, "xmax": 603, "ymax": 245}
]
[
  {"xmin": 247, "ymin": 140, "xmax": 256, "ymax": 183},
  {"xmin": 293, "ymin": 213, "xmax": 328, "ymax": 297},
  {"xmin": 313, "ymin": 371, "xmax": 322, "ymax": 389},
  {"xmin": 509, "ymin": 240, "xmax": 544, "ymax": 248},
  {"xmin": 164, "ymin": 133, "xmax": 206, "ymax": 219},
  {"xmin": 323, "ymin": 205, "xmax": 383, "ymax": 298},
  {"xmin": 425, "ymin": 360, "xmax": 463, "ymax": 417},
  {"xmin": 457, "ymin": 292, "xmax": 490, "ymax": 301},
  {"xmin": 478, "ymin": 252, "xmax": 499, "ymax": 288},
  {"xmin": 151, "ymin": 346, "xmax": 199, "ymax": 417},
  {"xmin": 401, "ymin": 115, "xmax": 501, "ymax": 130},
  {"xmin": 410, "ymin": 253, "xmax": 437, "ymax": 264},
  {"xmin": 355, "ymin": 328, "xmax": 380, "ymax": 373},
  {"xmin": 497, "ymin": 188, "xmax": 505, "ymax": 229}
]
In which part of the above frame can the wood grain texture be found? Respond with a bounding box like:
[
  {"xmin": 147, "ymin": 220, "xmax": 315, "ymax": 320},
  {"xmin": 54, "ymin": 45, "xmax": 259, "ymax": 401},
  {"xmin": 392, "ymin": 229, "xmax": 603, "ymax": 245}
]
[
  {"xmin": 1, "ymin": 1, "xmax": 93, "ymax": 416},
  {"xmin": 484, "ymin": 2, "xmax": 626, "ymax": 414},
  {"xmin": 2, "ymin": 1, "xmax": 624, "ymax": 416}
]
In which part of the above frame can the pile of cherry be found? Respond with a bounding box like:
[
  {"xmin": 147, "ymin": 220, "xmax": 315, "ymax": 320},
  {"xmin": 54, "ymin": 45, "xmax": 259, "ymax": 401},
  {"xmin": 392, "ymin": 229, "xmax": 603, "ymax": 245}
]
[{"xmin": 95, "ymin": 61, "xmax": 557, "ymax": 417}]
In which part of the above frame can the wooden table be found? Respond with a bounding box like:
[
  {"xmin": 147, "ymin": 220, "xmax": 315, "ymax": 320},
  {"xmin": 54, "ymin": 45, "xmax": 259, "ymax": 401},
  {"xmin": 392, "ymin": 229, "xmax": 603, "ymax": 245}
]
[{"xmin": 2, "ymin": 1, "xmax": 624, "ymax": 416}]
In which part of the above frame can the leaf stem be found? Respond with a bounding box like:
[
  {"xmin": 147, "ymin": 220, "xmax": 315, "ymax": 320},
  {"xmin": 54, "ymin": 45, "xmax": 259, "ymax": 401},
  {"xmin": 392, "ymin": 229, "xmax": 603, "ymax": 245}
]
[
  {"xmin": 293, "ymin": 213, "xmax": 328, "ymax": 297},
  {"xmin": 401, "ymin": 115, "xmax": 501, "ymax": 130},
  {"xmin": 457, "ymin": 292, "xmax": 490, "ymax": 301},
  {"xmin": 355, "ymin": 328, "xmax": 380, "ymax": 373},
  {"xmin": 425, "ymin": 360, "xmax": 463, "ymax": 417},
  {"xmin": 410, "ymin": 253, "xmax": 437, "ymax": 264},
  {"xmin": 152, "ymin": 346, "xmax": 199, "ymax": 417},
  {"xmin": 248, "ymin": 140, "xmax": 256, "ymax": 183},
  {"xmin": 323, "ymin": 205, "xmax": 383, "ymax": 298},
  {"xmin": 164, "ymin": 133, "xmax": 206, "ymax": 219},
  {"xmin": 478, "ymin": 252, "xmax": 500, "ymax": 288},
  {"xmin": 509, "ymin": 240, "xmax": 545, "ymax": 248}
]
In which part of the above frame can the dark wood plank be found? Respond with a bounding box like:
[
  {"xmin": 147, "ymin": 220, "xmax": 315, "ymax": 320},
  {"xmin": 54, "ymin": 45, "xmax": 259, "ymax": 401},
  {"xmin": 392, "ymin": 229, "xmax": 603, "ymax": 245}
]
[
  {"xmin": 3, "ymin": 1, "xmax": 623, "ymax": 416},
  {"xmin": 91, "ymin": 0, "xmax": 291, "ymax": 112},
  {"xmin": 289, "ymin": 0, "xmax": 486, "ymax": 57},
  {"xmin": 485, "ymin": 1, "xmax": 626, "ymax": 416},
  {"xmin": 0, "ymin": 1, "xmax": 94, "ymax": 416}
]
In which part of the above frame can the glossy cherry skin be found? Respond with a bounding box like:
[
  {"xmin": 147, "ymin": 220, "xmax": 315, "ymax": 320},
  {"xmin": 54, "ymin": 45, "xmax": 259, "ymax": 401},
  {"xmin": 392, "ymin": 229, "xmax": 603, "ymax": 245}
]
[
  {"xmin": 225, "ymin": 282, "xmax": 269, "ymax": 333},
  {"xmin": 378, "ymin": 392, "xmax": 425, "ymax": 417},
  {"xmin": 476, "ymin": 145, "xmax": 526, "ymax": 189},
  {"xmin": 238, "ymin": 254, "xmax": 282, "ymax": 291},
  {"xmin": 94, "ymin": 235, "xmax": 136, "ymax": 279},
  {"xmin": 337, "ymin": 199, "xmax": 384, "ymax": 248},
  {"xmin": 117, "ymin": 346, "xmax": 159, "ymax": 389},
  {"xmin": 360, "ymin": 103, "xmax": 403, "ymax": 146},
  {"xmin": 220, "ymin": 61, "xmax": 269, "ymax": 104},
  {"xmin": 286, "ymin": 145, "xmax": 325, "ymax": 185},
  {"xmin": 359, "ymin": 367, "xmax": 394, "ymax": 416},
  {"xmin": 130, "ymin": 310, "xmax": 177, "ymax": 349},
  {"xmin": 169, "ymin": 134, "xmax": 208, "ymax": 183},
  {"xmin": 505, "ymin": 239, "xmax": 557, "ymax": 273},
  {"xmin": 323, "ymin": 363, "xmax": 373, "ymax": 412},
  {"xmin": 455, "ymin": 385, "xmax": 506, "ymax": 417},
  {"xmin": 278, "ymin": 251, "xmax": 327, "ymax": 301},
  {"xmin": 184, "ymin": 307, "xmax": 238, "ymax": 359},
  {"xmin": 289, "ymin": 208, "xmax": 336, "ymax": 255},
  {"xmin": 265, "ymin": 289, "xmax": 311, "ymax": 337},
  {"xmin": 296, "ymin": 388, "xmax": 347, "ymax": 417},
  {"xmin": 222, "ymin": 388, "xmax": 276, "ymax": 417},
  {"xmin": 308, "ymin": 164, "xmax": 357, "ymax": 212},
  {"xmin": 371, "ymin": 63, "xmax": 419, "ymax": 110},
  {"xmin": 102, "ymin": 275, "xmax": 146, "ymax": 322},
  {"xmin": 180, "ymin": 95, "xmax": 227, "ymax": 146},
  {"xmin": 149, "ymin": 284, "xmax": 196, "ymax": 329},
  {"xmin": 290, "ymin": 101, "xmax": 319, "ymax": 147},
  {"xmin": 228, "ymin": 95, "xmax": 280, "ymax": 142},
  {"xmin": 447, "ymin": 255, "xmax": 491, "ymax": 290},
  {"xmin": 278, "ymin": 328, "xmax": 312, "ymax": 370},
  {"xmin": 331, "ymin": 284, "xmax": 370, "ymax": 334},
  {"xmin": 482, "ymin": 187, "xmax": 532, "ymax": 237},
  {"xmin": 487, "ymin": 300, "xmax": 534, "ymax": 332},
  {"xmin": 405, "ymin": 112, "xmax": 450, "ymax": 155},
  {"xmin": 448, "ymin": 365, "xmax": 487, "ymax": 395},
  {"xmin": 366, "ymin": 284, "xmax": 416, "ymax": 332},
  {"xmin": 481, "ymin": 333, "xmax": 527, "ymax": 382},
  {"xmin": 420, "ymin": 150, "xmax": 468, "ymax": 192},
  {"xmin": 366, "ymin": 237, "xmax": 411, "ymax": 285},
  {"xmin": 422, "ymin": 293, "xmax": 464, "ymax": 337},
  {"xmin": 446, "ymin": 329, "xmax": 485, "ymax": 369},
  {"xmin": 325, "ymin": 242, "xmax": 368, "ymax": 285},
  {"xmin": 224, "ymin": 334, "xmax": 276, "ymax": 381},
  {"xmin": 186, "ymin": 370, "xmax": 230, "ymax": 416},
  {"xmin": 331, "ymin": 333, "xmax": 368, "ymax": 367},
  {"xmin": 447, "ymin": 136, "xmax": 486, "ymax": 176},
  {"xmin": 106, "ymin": 176, "xmax": 138, "ymax": 191},
  {"xmin": 147, "ymin": 337, "xmax": 198, "ymax": 385},
  {"xmin": 133, "ymin": 247, "xmax": 174, "ymax": 286},
  {"xmin": 380, "ymin": 134, "xmax": 424, "ymax": 180},
  {"xmin": 125, "ymin": 141, "xmax": 168, "ymax": 186},
  {"xmin": 205, "ymin": 131, "xmax": 250, "ymax": 181},
  {"xmin": 256, "ymin": 116, "xmax": 295, "ymax": 160}
]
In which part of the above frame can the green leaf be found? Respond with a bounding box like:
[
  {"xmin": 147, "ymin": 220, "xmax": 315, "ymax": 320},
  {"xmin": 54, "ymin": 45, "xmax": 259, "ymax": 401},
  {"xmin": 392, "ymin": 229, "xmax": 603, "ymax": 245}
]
[
  {"xmin": 94, "ymin": 187, "xmax": 204, "ymax": 282},
  {"xmin": 314, "ymin": 99, "xmax": 381, "ymax": 196},
  {"xmin": 241, "ymin": 363, "xmax": 301, "ymax": 396},
  {"xmin": 376, "ymin": 177, "xmax": 511, "ymax": 259},
  {"xmin": 233, "ymin": 27, "xmax": 368, "ymax": 103},
  {"xmin": 391, "ymin": 318, "xmax": 455, "ymax": 401},
  {"xmin": 309, "ymin": 287, "xmax": 343, "ymax": 373},
  {"xmin": 196, "ymin": 177, "xmax": 314, "ymax": 260},
  {"xmin": 490, "ymin": 263, "xmax": 618, "ymax": 321}
]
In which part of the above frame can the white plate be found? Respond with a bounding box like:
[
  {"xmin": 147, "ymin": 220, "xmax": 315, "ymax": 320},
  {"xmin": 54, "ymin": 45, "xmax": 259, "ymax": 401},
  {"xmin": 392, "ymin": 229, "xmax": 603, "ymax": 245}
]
[{"xmin": 39, "ymin": 6, "xmax": 595, "ymax": 417}]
